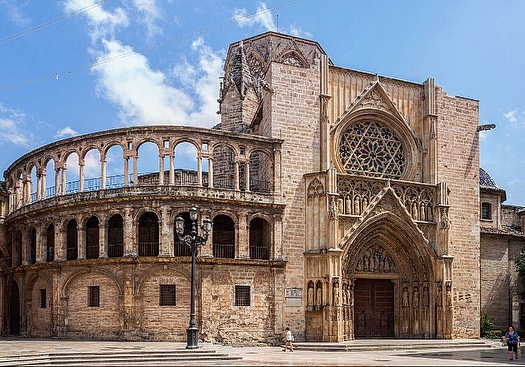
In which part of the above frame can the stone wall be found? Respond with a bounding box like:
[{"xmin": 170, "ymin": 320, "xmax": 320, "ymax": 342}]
[
  {"xmin": 15, "ymin": 259, "xmax": 281, "ymax": 344},
  {"xmin": 480, "ymin": 234, "xmax": 510, "ymax": 329},
  {"xmin": 267, "ymin": 58, "xmax": 322, "ymax": 339},
  {"xmin": 435, "ymin": 88, "xmax": 480, "ymax": 337}
]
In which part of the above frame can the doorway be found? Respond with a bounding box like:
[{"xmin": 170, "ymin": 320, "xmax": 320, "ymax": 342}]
[{"xmin": 354, "ymin": 278, "xmax": 394, "ymax": 337}]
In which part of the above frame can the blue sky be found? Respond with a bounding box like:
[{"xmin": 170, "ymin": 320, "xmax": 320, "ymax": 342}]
[{"xmin": 0, "ymin": 0, "xmax": 524, "ymax": 204}]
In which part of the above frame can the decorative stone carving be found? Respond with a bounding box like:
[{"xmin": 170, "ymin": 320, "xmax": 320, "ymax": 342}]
[
  {"xmin": 338, "ymin": 120, "xmax": 405, "ymax": 179},
  {"xmin": 355, "ymin": 245, "xmax": 397, "ymax": 273},
  {"xmin": 307, "ymin": 178, "xmax": 325, "ymax": 197}
]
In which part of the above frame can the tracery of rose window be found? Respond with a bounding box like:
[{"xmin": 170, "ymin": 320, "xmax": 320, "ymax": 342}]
[{"xmin": 339, "ymin": 120, "xmax": 405, "ymax": 179}]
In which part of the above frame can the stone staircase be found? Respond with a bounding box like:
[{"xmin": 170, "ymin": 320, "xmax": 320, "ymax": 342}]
[
  {"xmin": 0, "ymin": 349, "xmax": 242, "ymax": 366},
  {"xmin": 293, "ymin": 339, "xmax": 496, "ymax": 352}
]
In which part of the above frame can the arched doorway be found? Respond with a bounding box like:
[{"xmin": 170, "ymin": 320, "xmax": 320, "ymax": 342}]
[
  {"xmin": 9, "ymin": 281, "xmax": 20, "ymax": 335},
  {"xmin": 341, "ymin": 205, "xmax": 437, "ymax": 340}
]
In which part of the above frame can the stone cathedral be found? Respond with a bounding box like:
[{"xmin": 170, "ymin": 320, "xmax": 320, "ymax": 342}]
[{"xmin": 0, "ymin": 32, "xmax": 524, "ymax": 344}]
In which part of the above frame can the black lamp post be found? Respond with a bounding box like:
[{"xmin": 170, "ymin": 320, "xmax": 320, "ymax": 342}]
[{"xmin": 175, "ymin": 206, "xmax": 212, "ymax": 349}]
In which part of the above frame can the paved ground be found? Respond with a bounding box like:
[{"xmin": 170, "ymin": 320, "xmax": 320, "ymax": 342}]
[{"xmin": 0, "ymin": 338, "xmax": 522, "ymax": 366}]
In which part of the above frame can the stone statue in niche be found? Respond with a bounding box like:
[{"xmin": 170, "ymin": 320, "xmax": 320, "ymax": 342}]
[
  {"xmin": 402, "ymin": 287, "xmax": 409, "ymax": 307},
  {"xmin": 316, "ymin": 282, "xmax": 322, "ymax": 307},
  {"xmin": 423, "ymin": 285, "xmax": 429, "ymax": 307},
  {"xmin": 413, "ymin": 287, "xmax": 419, "ymax": 307},
  {"xmin": 333, "ymin": 279, "xmax": 340, "ymax": 306},
  {"xmin": 307, "ymin": 282, "xmax": 314, "ymax": 306},
  {"xmin": 446, "ymin": 282, "xmax": 452, "ymax": 307},
  {"xmin": 338, "ymin": 198, "xmax": 344, "ymax": 215}
]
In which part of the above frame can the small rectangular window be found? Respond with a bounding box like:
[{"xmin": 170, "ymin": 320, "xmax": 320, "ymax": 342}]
[
  {"xmin": 235, "ymin": 285, "xmax": 251, "ymax": 306},
  {"xmin": 481, "ymin": 202, "xmax": 492, "ymax": 220},
  {"xmin": 163, "ymin": 140, "xmax": 170, "ymax": 148},
  {"xmin": 88, "ymin": 286, "xmax": 100, "ymax": 307},
  {"xmin": 40, "ymin": 289, "xmax": 46, "ymax": 309},
  {"xmin": 160, "ymin": 284, "xmax": 176, "ymax": 306}
]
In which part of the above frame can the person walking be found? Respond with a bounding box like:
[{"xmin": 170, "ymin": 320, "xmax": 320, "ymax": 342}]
[
  {"xmin": 504, "ymin": 325, "xmax": 520, "ymax": 361},
  {"xmin": 282, "ymin": 327, "xmax": 294, "ymax": 352}
]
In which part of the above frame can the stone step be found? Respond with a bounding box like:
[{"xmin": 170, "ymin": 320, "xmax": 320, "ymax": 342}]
[
  {"xmin": 0, "ymin": 350, "xmax": 242, "ymax": 366},
  {"xmin": 293, "ymin": 339, "xmax": 493, "ymax": 352}
]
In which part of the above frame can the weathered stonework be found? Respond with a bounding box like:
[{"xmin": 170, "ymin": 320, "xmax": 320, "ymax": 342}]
[{"xmin": 1, "ymin": 31, "xmax": 523, "ymax": 344}]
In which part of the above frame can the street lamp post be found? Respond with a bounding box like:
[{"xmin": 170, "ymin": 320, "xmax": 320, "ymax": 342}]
[{"xmin": 175, "ymin": 206, "xmax": 212, "ymax": 349}]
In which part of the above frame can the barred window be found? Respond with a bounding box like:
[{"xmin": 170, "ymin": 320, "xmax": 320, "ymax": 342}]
[
  {"xmin": 160, "ymin": 285, "xmax": 176, "ymax": 306},
  {"xmin": 235, "ymin": 285, "xmax": 251, "ymax": 306},
  {"xmin": 39, "ymin": 289, "xmax": 46, "ymax": 309},
  {"xmin": 88, "ymin": 286, "xmax": 100, "ymax": 307}
]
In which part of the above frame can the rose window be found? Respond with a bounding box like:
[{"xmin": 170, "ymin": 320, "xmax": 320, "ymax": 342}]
[{"xmin": 339, "ymin": 121, "xmax": 405, "ymax": 179}]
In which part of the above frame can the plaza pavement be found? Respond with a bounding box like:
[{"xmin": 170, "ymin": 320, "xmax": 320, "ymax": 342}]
[{"xmin": 0, "ymin": 337, "xmax": 522, "ymax": 366}]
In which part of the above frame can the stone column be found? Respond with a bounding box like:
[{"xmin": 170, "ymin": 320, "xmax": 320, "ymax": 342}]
[
  {"xmin": 234, "ymin": 161, "xmax": 240, "ymax": 190},
  {"xmin": 124, "ymin": 157, "xmax": 130, "ymax": 186},
  {"xmin": 101, "ymin": 156, "xmax": 107, "ymax": 190},
  {"xmin": 169, "ymin": 153, "xmax": 175, "ymax": 185},
  {"xmin": 208, "ymin": 158, "xmax": 214, "ymax": 188},
  {"xmin": 123, "ymin": 209, "xmax": 136, "ymax": 256},
  {"xmin": 273, "ymin": 145, "xmax": 282, "ymax": 195},
  {"xmin": 197, "ymin": 155, "xmax": 203, "ymax": 186},
  {"xmin": 237, "ymin": 212, "xmax": 249, "ymax": 259},
  {"xmin": 77, "ymin": 226, "xmax": 85, "ymax": 260},
  {"xmin": 21, "ymin": 229, "xmax": 29, "ymax": 266},
  {"xmin": 79, "ymin": 159, "xmax": 85, "ymax": 192},
  {"xmin": 99, "ymin": 220, "xmax": 108, "ymax": 258},
  {"xmin": 245, "ymin": 162, "xmax": 250, "ymax": 191},
  {"xmin": 132, "ymin": 156, "xmax": 138, "ymax": 186},
  {"xmin": 36, "ymin": 226, "xmax": 45, "ymax": 263},
  {"xmin": 55, "ymin": 225, "xmax": 65, "ymax": 261},
  {"xmin": 158, "ymin": 155, "xmax": 164, "ymax": 185},
  {"xmin": 159, "ymin": 206, "xmax": 172, "ymax": 257},
  {"xmin": 273, "ymin": 214, "xmax": 283, "ymax": 260}
]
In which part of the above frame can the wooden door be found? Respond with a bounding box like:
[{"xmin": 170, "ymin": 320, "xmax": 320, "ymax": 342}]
[{"xmin": 354, "ymin": 278, "xmax": 394, "ymax": 337}]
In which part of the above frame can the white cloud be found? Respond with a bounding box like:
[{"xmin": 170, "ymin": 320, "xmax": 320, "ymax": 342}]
[
  {"xmin": 233, "ymin": 2, "xmax": 276, "ymax": 31},
  {"xmin": 0, "ymin": 103, "xmax": 30, "ymax": 146},
  {"xmin": 132, "ymin": 0, "xmax": 162, "ymax": 39},
  {"xmin": 63, "ymin": 0, "xmax": 129, "ymax": 42},
  {"xmin": 504, "ymin": 108, "xmax": 518, "ymax": 124},
  {"xmin": 92, "ymin": 39, "xmax": 193, "ymax": 125},
  {"xmin": 289, "ymin": 24, "xmax": 313, "ymax": 39},
  {"xmin": 0, "ymin": 0, "xmax": 31, "ymax": 26},
  {"xmin": 55, "ymin": 126, "xmax": 78, "ymax": 139}
]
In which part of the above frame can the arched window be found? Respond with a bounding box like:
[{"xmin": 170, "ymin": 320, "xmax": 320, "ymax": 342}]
[
  {"xmin": 66, "ymin": 219, "xmax": 78, "ymax": 260},
  {"xmin": 108, "ymin": 214, "xmax": 124, "ymax": 257},
  {"xmin": 174, "ymin": 212, "xmax": 191, "ymax": 257},
  {"xmin": 13, "ymin": 230, "xmax": 22, "ymax": 267},
  {"xmin": 139, "ymin": 212, "xmax": 159, "ymax": 256},
  {"xmin": 46, "ymin": 224, "xmax": 55, "ymax": 262},
  {"xmin": 86, "ymin": 216, "xmax": 99, "ymax": 259},
  {"xmin": 30, "ymin": 228, "xmax": 37, "ymax": 264},
  {"xmin": 213, "ymin": 146, "xmax": 235, "ymax": 189},
  {"xmin": 249, "ymin": 218, "xmax": 271, "ymax": 260},
  {"xmin": 212, "ymin": 215, "xmax": 235, "ymax": 258}
]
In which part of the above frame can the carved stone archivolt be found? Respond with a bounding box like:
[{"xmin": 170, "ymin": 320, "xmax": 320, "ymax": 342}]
[{"xmin": 355, "ymin": 245, "xmax": 397, "ymax": 273}]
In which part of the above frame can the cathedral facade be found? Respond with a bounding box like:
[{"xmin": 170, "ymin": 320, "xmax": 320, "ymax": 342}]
[{"xmin": 0, "ymin": 32, "xmax": 523, "ymax": 344}]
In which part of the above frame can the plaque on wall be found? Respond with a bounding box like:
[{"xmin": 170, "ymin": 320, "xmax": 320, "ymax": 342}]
[{"xmin": 285, "ymin": 288, "xmax": 302, "ymax": 307}]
